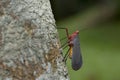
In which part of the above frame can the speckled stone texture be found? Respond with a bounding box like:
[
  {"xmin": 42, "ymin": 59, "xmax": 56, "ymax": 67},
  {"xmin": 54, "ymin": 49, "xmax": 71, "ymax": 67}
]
[{"xmin": 0, "ymin": 0, "xmax": 69, "ymax": 80}]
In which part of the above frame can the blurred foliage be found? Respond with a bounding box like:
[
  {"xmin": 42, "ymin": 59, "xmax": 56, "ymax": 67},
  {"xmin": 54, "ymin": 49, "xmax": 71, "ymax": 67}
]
[
  {"xmin": 57, "ymin": 15, "xmax": 120, "ymax": 80},
  {"xmin": 50, "ymin": 0, "xmax": 80, "ymax": 20},
  {"xmin": 50, "ymin": 0, "xmax": 100, "ymax": 20},
  {"xmin": 55, "ymin": 0, "xmax": 120, "ymax": 80},
  {"xmin": 50, "ymin": 0, "xmax": 120, "ymax": 21}
]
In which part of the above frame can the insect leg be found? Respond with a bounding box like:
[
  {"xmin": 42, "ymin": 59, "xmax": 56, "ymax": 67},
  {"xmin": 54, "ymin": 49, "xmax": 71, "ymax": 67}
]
[
  {"xmin": 60, "ymin": 41, "xmax": 69, "ymax": 49},
  {"xmin": 63, "ymin": 47, "xmax": 71, "ymax": 63}
]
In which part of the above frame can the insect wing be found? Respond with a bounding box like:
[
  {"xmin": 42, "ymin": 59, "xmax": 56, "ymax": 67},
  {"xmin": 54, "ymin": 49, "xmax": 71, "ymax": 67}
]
[{"xmin": 72, "ymin": 35, "xmax": 82, "ymax": 71}]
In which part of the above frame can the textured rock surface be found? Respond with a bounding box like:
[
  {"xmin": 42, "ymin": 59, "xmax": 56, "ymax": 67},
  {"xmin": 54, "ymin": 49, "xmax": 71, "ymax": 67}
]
[{"xmin": 0, "ymin": 0, "xmax": 69, "ymax": 80}]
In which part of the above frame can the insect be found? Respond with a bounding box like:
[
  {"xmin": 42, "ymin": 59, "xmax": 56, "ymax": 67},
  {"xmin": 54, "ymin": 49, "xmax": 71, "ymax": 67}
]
[{"xmin": 58, "ymin": 28, "xmax": 83, "ymax": 71}]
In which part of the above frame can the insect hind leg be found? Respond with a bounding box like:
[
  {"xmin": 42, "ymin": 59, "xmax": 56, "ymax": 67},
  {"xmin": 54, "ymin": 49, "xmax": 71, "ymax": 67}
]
[{"xmin": 63, "ymin": 47, "xmax": 71, "ymax": 63}]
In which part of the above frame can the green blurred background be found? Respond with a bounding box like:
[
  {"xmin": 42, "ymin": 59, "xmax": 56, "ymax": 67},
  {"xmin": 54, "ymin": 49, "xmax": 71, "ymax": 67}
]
[{"xmin": 50, "ymin": 0, "xmax": 120, "ymax": 80}]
